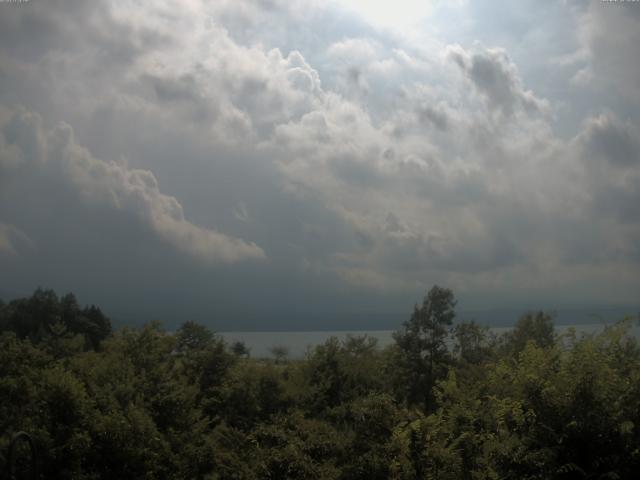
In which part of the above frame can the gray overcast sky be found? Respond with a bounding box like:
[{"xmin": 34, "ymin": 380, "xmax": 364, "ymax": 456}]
[{"xmin": 1, "ymin": 0, "xmax": 639, "ymax": 330}]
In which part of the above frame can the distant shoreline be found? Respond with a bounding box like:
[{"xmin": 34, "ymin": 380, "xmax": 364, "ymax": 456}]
[{"xmin": 220, "ymin": 321, "xmax": 640, "ymax": 359}]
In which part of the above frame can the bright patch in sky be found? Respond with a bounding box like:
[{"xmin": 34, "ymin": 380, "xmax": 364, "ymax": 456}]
[{"xmin": 339, "ymin": 0, "xmax": 433, "ymax": 29}]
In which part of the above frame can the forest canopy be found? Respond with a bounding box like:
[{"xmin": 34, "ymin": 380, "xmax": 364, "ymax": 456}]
[{"xmin": 1, "ymin": 287, "xmax": 639, "ymax": 479}]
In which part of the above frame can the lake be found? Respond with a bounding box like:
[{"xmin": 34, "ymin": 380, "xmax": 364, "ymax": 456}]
[{"xmin": 221, "ymin": 322, "xmax": 640, "ymax": 359}]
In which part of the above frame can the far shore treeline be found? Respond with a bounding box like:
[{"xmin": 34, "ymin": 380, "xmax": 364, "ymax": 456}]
[{"xmin": 1, "ymin": 287, "xmax": 639, "ymax": 479}]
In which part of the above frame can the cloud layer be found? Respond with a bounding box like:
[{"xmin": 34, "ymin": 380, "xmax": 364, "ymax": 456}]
[
  {"xmin": 0, "ymin": 0, "xmax": 638, "ymax": 327},
  {"xmin": 0, "ymin": 107, "xmax": 264, "ymax": 264}
]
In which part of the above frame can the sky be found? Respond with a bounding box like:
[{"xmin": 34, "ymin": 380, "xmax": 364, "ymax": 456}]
[{"xmin": 0, "ymin": 0, "xmax": 639, "ymax": 330}]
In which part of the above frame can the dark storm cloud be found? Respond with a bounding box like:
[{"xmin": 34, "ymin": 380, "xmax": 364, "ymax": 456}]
[
  {"xmin": 0, "ymin": 0, "xmax": 170, "ymax": 66},
  {"xmin": 147, "ymin": 74, "xmax": 201, "ymax": 104},
  {"xmin": 0, "ymin": 0, "xmax": 93, "ymax": 61},
  {"xmin": 581, "ymin": 114, "xmax": 639, "ymax": 168},
  {"xmin": 416, "ymin": 106, "xmax": 448, "ymax": 131},
  {"xmin": 576, "ymin": 114, "xmax": 640, "ymax": 224},
  {"xmin": 0, "ymin": 223, "xmax": 34, "ymax": 258},
  {"xmin": 447, "ymin": 45, "xmax": 548, "ymax": 116}
]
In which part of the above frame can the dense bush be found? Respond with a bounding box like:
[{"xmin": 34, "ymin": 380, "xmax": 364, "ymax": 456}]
[{"xmin": 1, "ymin": 287, "xmax": 639, "ymax": 479}]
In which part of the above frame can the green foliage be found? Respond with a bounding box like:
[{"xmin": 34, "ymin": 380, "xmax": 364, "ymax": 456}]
[
  {"xmin": 230, "ymin": 340, "xmax": 250, "ymax": 358},
  {"xmin": 501, "ymin": 311, "xmax": 555, "ymax": 355},
  {"xmin": 218, "ymin": 361, "xmax": 291, "ymax": 430},
  {"xmin": 253, "ymin": 411, "xmax": 344, "ymax": 479},
  {"xmin": 339, "ymin": 393, "xmax": 404, "ymax": 479},
  {"xmin": 389, "ymin": 412, "xmax": 462, "ymax": 480},
  {"xmin": 0, "ymin": 288, "xmax": 111, "ymax": 350},
  {"xmin": 393, "ymin": 285, "xmax": 456, "ymax": 411},
  {"xmin": 453, "ymin": 320, "xmax": 495, "ymax": 365},
  {"xmin": 177, "ymin": 320, "xmax": 215, "ymax": 352},
  {"xmin": 302, "ymin": 335, "xmax": 386, "ymax": 413},
  {"xmin": 1, "ymin": 287, "xmax": 639, "ymax": 479},
  {"xmin": 269, "ymin": 345, "xmax": 290, "ymax": 364}
]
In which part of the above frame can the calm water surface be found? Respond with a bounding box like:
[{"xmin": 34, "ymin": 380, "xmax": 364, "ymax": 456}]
[{"xmin": 221, "ymin": 322, "xmax": 639, "ymax": 359}]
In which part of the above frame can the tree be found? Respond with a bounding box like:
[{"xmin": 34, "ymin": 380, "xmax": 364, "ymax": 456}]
[
  {"xmin": 502, "ymin": 311, "xmax": 555, "ymax": 355},
  {"xmin": 393, "ymin": 285, "xmax": 456, "ymax": 412},
  {"xmin": 0, "ymin": 298, "xmax": 7, "ymax": 331},
  {"xmin": 231, "ymin": 340, "xmax": 250, "ymax": 358},
  {"xmin": 3, "ymin": 288, "xmax": 60, "ymax": 341},
  {"xmin": 80, "ymin": 304, "xmax": 112, "ymax": 349},
  {"xmin": 176, "ymin": 321, "xmax": 214, "ymax": 352},
  {"xmin": 300, "ymin": 336, "xmax": 386, "ymax": 414},
  {"xmin": 0, "ymin": 289, "xmax": 112, "ymax": 350},
  {"xmin": 452, "ymin": 320, "xmax": 493, "ymax": 365},
  {"xmin": 270, "ymin": 345, "xmax": 290, "ymax": 364}
]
